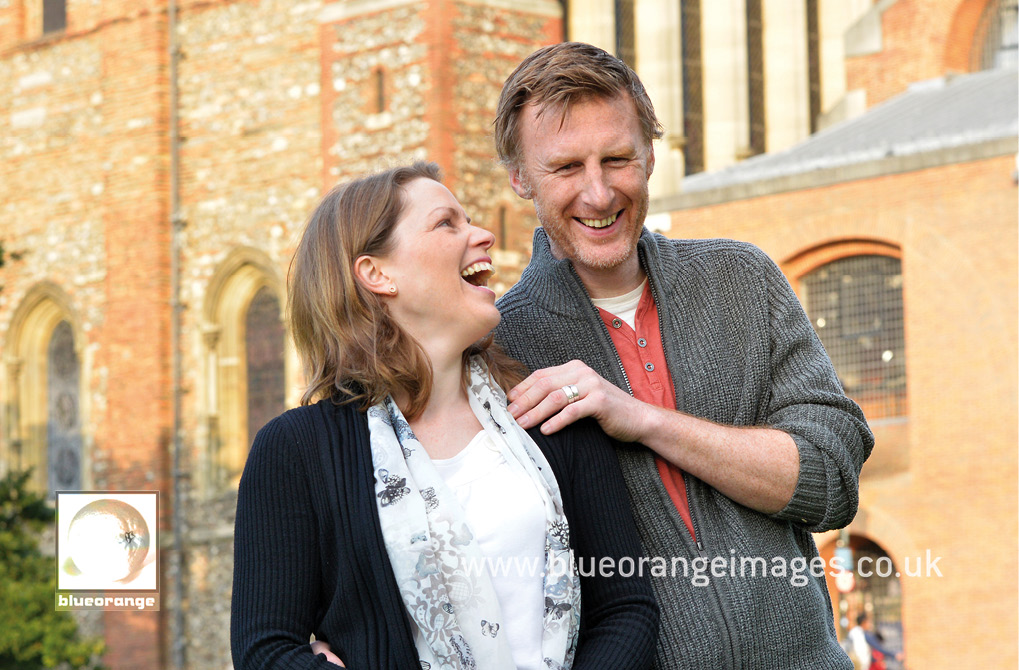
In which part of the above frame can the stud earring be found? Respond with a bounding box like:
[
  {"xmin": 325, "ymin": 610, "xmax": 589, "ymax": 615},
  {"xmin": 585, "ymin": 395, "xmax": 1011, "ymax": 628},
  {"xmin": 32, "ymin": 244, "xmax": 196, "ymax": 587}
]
[{"xmin": 388, "ymin": 286, "xmax": 397, "ymax": 294}]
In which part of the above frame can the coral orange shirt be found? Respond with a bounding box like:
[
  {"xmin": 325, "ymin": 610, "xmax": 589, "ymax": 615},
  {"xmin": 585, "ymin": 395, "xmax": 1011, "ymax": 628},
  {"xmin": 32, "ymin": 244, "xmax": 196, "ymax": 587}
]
[{"xmin": 595, "ymin": 283, "xmax": 697, "ymax": 543}]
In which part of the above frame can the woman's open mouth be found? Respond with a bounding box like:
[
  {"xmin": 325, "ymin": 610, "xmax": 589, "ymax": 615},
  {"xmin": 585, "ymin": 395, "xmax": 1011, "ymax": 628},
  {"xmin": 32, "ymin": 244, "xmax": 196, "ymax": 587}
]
[{"xmin": 460, "ymin": 261, "xmax": 494, "ymax": 288}]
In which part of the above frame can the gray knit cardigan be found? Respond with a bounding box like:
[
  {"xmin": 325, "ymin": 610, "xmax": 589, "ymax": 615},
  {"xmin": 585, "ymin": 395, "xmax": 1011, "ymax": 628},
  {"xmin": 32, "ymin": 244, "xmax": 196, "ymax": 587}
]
[{"xmin": 494, "ymin": 228, "xmax": 874, "ymax": 670}]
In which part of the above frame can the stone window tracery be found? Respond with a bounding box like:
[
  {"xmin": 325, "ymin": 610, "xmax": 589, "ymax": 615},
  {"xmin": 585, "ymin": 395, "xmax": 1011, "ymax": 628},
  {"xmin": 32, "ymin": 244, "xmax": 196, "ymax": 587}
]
[{"xmin": 46, "ymin": 320, "xmax": 81, "ymax": 492}]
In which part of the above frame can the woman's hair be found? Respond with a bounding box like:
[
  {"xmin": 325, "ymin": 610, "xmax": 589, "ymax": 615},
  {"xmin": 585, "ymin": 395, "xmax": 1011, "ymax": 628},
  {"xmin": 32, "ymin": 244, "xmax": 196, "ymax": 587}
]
[{"xmin": 288, "ymin": 161, "xmax": 526, "ymax": 418}]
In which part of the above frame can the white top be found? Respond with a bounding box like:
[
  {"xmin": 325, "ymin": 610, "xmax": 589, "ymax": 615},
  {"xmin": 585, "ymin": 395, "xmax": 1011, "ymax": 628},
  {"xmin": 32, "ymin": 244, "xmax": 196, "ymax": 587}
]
[
  {"xmin": 432, "ymin": 430, "xmax": 547, "ymax": 670},
  {"xmin": 589, "ymin": 279, "xmax": 646, "ymax": 330},
  {"xmin": 847, "ymin": 625, "xmax": 872, "ymax": 666}
]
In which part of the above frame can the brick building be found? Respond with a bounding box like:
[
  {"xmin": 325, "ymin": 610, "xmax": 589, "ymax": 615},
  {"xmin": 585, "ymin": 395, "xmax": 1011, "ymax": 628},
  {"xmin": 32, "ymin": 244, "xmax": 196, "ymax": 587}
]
[
  {"xmin": 0, "ymin": 0, "xmax": 1015, "ymax": 668},
  {"xmin": 1, "ymin": 0, "xmax": 557, "ymax": 667}
]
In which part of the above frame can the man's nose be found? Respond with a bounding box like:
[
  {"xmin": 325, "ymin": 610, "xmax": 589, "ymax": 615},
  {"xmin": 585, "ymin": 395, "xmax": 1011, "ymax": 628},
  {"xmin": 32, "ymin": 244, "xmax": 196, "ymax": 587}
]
[{"xmin": 581, "ymin": 166, "xmax": 613, "ymax": 211}]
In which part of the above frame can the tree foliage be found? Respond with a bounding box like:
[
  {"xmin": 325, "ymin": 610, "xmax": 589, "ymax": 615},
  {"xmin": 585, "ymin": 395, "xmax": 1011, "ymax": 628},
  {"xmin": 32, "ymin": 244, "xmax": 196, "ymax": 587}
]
[{"xmin": 0, "ymin": 470, "xmax": 105, "ymax": 669}]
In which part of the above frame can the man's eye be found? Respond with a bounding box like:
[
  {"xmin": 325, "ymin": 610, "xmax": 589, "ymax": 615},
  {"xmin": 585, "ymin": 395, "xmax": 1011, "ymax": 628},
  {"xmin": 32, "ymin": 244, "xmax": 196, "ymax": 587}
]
[{"xmin": 556, "ymin": 163, "xmax": 579, "ymax": 172}]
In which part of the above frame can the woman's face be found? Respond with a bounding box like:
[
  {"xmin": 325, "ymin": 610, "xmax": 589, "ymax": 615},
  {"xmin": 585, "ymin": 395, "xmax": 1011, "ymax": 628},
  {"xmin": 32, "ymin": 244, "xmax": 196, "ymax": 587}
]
[{"xmin": 374, "ymin": 177, "xmax": 500, "ymax": 353}]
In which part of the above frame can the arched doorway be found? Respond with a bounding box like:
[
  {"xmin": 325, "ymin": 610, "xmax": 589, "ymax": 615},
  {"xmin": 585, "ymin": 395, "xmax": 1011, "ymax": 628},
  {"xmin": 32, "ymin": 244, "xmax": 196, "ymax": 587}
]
[{"xmin": 820, "ymin": 534, "xmax": 905, "ymax": 668}]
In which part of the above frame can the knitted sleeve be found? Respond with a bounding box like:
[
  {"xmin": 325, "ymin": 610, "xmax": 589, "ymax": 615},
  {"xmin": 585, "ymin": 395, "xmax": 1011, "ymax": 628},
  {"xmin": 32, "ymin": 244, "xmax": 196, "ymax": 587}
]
[
  {"xmin": 752, "ymin": 246, "xmax": 875, "ymax": 531},
  {"xmin": 230, "ymin": 413, "xmax": 337, "ymax": 670},
  {"xmin": 535, "ymin": 419, "xmax": 660, "ymax": 669}
]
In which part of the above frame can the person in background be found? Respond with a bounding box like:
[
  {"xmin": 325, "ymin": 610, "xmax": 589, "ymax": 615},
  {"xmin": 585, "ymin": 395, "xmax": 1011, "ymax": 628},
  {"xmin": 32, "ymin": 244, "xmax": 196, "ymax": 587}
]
[
  {"xmin": 492, "ymin": 42, "xmax": 874, "ymax": 669},
  {"xmin": 848, "ymin": 612, "xmax": 905, "ymax": 669},
  {"xmin": 230, "ymin": 162, "xmax": 657, "ymax": 670}
]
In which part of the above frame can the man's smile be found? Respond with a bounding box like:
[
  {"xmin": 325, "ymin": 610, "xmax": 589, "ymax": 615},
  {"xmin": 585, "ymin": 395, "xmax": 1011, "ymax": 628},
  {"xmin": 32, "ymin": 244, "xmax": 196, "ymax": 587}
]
[{"xmin": 576, "ymin": 210, "xmax": 624, "ymax": 229}]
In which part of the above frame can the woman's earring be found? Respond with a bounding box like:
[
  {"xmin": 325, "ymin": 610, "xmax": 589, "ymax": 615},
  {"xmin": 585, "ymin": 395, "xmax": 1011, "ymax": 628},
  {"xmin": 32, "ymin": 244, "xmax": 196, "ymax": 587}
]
[{"xmin": 388, "ymin": 286, "xmax": 397, "ymax": 294}]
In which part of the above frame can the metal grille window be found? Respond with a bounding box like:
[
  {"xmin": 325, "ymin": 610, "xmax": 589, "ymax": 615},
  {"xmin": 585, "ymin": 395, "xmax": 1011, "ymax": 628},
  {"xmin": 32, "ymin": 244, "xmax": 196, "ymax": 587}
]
[
  {"xmin": 681, "ymin": 0, "xmax": 705, "ymax": 175},
  {"xmin": 801, "ymin": 256, "xmax": 906, "ymax": 419},
  {"xmin": 973, "ymin": 0, "xmax": 1019, "ymax": 70},
  {"xmin": 245, "ymin": 287, "xmax": 285, "ymax": 449}
]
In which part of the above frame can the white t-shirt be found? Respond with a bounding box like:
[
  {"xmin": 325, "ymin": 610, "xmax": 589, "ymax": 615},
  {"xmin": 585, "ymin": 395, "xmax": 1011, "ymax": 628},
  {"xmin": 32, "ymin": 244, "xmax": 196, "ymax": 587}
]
[
  {"xmin": 432, "ymin": 430, "xmax": 547, "ymax": 670},
  {"xmin": 589, "ymin": 279, "xmax": 646, "ymax": 330},
  {"xmin": 847, "ymin": 625, "xmax": 872, "ymax": 667}
]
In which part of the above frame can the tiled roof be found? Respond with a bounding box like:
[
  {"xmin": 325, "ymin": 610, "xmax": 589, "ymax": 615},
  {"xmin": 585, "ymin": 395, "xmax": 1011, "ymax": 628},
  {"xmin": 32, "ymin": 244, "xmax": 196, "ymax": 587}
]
[{"xmin": 681, "ymin": 67, "xmax": 1018, "ymax": 193}]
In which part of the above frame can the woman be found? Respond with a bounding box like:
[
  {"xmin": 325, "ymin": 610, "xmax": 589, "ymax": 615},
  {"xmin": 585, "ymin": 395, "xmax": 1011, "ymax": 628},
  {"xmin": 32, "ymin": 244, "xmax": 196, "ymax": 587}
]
[{"xmin": 230, "ymin": 162, "xmax": 657, "ymax": 669}]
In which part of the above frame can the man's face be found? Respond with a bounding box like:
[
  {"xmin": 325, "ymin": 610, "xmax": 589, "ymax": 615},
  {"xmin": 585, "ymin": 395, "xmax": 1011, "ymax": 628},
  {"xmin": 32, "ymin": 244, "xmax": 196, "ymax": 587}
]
[{"xmin": 509, "ymin": 93, "xmax": 654, "ymax": 293}]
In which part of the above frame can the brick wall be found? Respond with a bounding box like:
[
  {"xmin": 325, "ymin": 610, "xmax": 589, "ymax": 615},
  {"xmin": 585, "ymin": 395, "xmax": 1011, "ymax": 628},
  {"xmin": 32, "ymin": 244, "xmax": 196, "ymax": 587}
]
[
  {"xmin": 319, "ymin": 0, "xmax": 558, "ymax": 288},
  {"xmin": 0, "ymin": 0, "xmax": 622, "ymax": 665},
  {"xmin": 321, "ymin": 2, "xmax": 429, "ymax": 180},
  {"xmin": 449, "ymin": 1, "xmax": 559, "ymax": 288},
  {"xmin": 846, "ymin": 0, "xmax": 988, "ymax": 107},
  {"xmin": 0, "ymin": 1, "xmax": 171, "ymax": 666}
]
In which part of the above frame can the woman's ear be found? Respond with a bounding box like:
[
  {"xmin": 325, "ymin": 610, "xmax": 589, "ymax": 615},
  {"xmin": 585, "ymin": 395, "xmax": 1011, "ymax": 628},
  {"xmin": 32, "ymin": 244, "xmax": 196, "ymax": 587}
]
[{"xmin": 353, "ymin": 254, "xmax": 394, "ymax": 296}]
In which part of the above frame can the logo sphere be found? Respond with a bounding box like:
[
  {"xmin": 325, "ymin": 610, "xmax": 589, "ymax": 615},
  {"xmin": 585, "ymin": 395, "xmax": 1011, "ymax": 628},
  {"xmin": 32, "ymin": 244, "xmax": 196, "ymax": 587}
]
[{"xmin": 67, "ymin": 499, "xmax": 150, "ymax": 583}]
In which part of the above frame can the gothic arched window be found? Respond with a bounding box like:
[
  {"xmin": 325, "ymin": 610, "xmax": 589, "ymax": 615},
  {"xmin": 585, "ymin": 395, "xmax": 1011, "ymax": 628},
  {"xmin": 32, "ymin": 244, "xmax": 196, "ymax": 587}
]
[
  {"xmin": 203, "ymin": 251, "xmax": 291, "ymax": 491},
  {"xmin": 4, "ymin": 286, "xmax": 84, "ymax": 498}
]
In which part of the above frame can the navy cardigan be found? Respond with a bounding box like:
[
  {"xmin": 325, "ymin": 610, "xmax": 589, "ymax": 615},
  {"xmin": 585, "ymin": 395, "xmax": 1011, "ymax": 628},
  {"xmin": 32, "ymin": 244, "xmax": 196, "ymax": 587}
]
[{"xmin": 231, "ymin": 398, "xmax": 658, "ymax": 670}]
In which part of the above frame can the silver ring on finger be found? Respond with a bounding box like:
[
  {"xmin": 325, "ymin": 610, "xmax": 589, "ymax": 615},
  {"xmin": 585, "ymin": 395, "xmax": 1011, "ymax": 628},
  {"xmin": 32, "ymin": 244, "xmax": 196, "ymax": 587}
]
[{"xmin": 561, "ymin": 384, "xmax": 580, "ymax": 404}]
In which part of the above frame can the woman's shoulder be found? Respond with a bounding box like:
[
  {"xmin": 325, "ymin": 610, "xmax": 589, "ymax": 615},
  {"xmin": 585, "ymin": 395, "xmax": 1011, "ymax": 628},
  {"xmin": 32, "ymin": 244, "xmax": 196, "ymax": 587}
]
[
  {"xmin": 239, "ymin": 397, "xmax": 372, "ymax": 506},
  {"xmin": 526, "ymin": 417, "xmax": 620, "ymax": 471},
  {"xmin": 528, "ymin": 416, "xmax": 614, "ymax": 447},
  {"xmin": 249, "ymin": 397, "xmax": 364, "ymax": 464}
]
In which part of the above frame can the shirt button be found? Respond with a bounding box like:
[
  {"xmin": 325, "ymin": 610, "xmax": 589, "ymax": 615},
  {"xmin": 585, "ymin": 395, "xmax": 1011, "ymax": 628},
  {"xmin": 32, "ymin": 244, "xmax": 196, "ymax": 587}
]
[
  {"xmin": 637, "ymin": 338, "xmax": 647, "ymax": 347},
  {"xmin": 644, "ymin": 362, "xmax": 655, "ymax": 372},
  {"xmin": 611, "ymin": 318, "xmax": 622, "ymax": 329}
]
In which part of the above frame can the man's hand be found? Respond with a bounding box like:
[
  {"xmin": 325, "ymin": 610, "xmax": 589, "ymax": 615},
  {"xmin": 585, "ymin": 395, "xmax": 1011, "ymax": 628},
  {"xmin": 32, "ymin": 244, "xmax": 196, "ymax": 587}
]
[
  {"xmin": 310, "ymin": 640, "xmax": 345, "ymax": 667},
  {"xmin": 507, "ymin": 360, "xmax": 799, "ymax": 514},
  {"xmin": 507, "ymin": 360, "xmax": 654, "ymax": 442}
]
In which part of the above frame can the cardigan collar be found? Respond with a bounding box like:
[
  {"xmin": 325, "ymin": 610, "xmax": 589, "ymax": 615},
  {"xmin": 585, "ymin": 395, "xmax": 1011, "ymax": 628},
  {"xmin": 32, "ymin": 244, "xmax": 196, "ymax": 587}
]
[{"xmin": 518, "ymin": 226, "xmax": 673, "ymax": 315}]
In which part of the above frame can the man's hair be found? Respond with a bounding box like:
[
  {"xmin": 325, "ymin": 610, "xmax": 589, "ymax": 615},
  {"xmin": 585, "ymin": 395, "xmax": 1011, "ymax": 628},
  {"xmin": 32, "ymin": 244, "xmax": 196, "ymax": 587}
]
[
  {"xmin": 288, "ymin": 162, "xmax": 525, "ymax": 418},
  {"xmin": 494, "ymin": 41, "xmax": 664, "ymax": 169},
  {"xmin": 856, "ymin": 613, "xmax": 870, "ymax": 626}
]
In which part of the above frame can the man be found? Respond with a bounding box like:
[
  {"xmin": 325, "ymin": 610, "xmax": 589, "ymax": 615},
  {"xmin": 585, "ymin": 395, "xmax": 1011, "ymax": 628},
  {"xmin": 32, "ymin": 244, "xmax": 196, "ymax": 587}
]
[{"xmin": 493, "ymin": 42, "xmax": 873, "ymax": 668}]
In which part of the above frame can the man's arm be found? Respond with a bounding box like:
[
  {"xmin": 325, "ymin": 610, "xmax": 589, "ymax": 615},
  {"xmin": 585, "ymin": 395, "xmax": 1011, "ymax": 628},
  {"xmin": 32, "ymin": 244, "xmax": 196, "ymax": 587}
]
[
  {"xmin": 507, "ymin": 362, "xmax": 798, "ymax": 514},
  {"xmin": 508, "ymin": 244, "xmax": 872, "ymax": 528},
  {"xmin": 863, "ymin": 630, "xmax": 903, "ymax": 660}
]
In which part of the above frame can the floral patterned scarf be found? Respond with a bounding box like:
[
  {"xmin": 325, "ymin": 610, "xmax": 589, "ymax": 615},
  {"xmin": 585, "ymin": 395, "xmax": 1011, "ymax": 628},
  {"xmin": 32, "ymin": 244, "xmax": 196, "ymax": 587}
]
[{"xmin": 368, "ymin": 357, "xmax": 581, "ymax": 670}]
